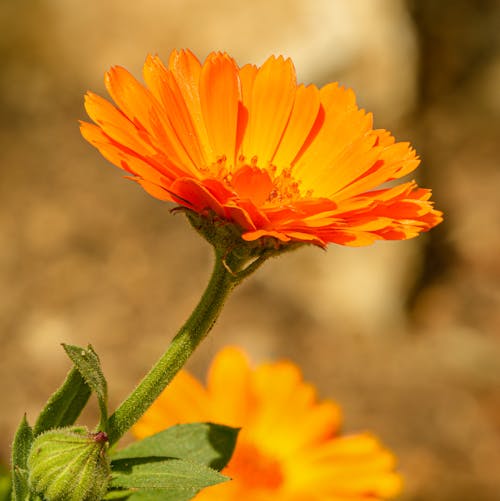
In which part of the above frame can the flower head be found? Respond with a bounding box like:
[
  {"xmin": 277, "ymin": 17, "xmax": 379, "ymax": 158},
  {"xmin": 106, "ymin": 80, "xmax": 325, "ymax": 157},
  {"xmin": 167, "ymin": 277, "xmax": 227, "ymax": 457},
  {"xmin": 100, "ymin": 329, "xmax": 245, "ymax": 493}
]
[
  {"xmin": 133, "ymin": 347, "xmax": 402, "ymax": 501},
  {"xmin": 81, "ymin": 50, "xmax": 442, "ymax": 247}
]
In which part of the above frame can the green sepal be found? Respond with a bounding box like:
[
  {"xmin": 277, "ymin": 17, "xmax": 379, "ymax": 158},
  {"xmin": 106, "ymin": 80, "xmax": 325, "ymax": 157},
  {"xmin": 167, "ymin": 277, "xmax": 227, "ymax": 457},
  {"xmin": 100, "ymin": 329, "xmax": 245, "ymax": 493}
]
[
  {"xmin": 112, "ymin": 422, "xmax": 239, "ymax": 471},
  {"xmin": 11, "ymin": 414, "xmax": 33, "ymax": 501},
  {"xmin": 33, "ymin": 367, "xmax": 91, "ymax": 436},
  {"xmin": 63, "ymin": 344, "xmax": 108, "ymax": 431},
  {"xmin": 27, "ymin": 426, "xmax": 110, "ymax": 501},
  {"xmin": 110, "ymin": 457, "xmax": 228, "ymax": 500}
]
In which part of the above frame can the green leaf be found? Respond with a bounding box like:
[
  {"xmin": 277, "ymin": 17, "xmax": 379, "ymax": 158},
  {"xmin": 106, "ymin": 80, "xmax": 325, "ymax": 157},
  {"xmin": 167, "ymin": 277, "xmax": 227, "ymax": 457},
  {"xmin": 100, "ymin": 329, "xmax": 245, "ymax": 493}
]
[
  {"xmin": 63, "ymin": 344, "xmax": 108, "ymax": 431},
  {"xmin": 127, "ymin": 490, "xmax": 200, "ymax": 501},
  {"xmin": 0, "ymin": 464, "xmax": 11, "ymax": 501},
  {"xmin": 112, "ymin": 423, "xmax": 239, "ymax": 471},
  {"xmin": 11, "ymin": 415, "xmax": 33, "ymax": 501},
  {"xmin": 33, "ymin": 367, "xmax": 91, "ymax": 436},
  {"xmin": 103, "ymin": 489, "xmax": 134, "ymax": 500},
  {"xmin": 109, "ymin": 424, "xmax": 237, "ymax": 501},
  {"xmin": 111, "ymin": 457, "xmax": 228, "ymax": 500},
  {"xmin": 109, "ymin": 489, "xmax": 201, "ymax": 501}
]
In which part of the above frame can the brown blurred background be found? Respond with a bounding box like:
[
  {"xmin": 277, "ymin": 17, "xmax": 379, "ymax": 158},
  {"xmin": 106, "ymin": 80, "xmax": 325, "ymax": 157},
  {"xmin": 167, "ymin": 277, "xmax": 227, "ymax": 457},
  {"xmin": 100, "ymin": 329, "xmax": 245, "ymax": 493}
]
[{"xmin": 1, "ymin": 0, "xmax": 500, "ymax": 499}]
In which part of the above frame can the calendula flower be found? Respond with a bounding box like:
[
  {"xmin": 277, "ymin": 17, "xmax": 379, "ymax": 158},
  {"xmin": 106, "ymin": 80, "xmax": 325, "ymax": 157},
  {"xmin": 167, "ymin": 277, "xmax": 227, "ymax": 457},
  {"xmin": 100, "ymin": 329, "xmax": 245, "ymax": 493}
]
[
  {"xmin": 134, "ymin": 347, "xmax": 402, "ymax": 501},
  {"xmin": 81, "ymin": 50, "xmax": 441, "ymax": 247}
]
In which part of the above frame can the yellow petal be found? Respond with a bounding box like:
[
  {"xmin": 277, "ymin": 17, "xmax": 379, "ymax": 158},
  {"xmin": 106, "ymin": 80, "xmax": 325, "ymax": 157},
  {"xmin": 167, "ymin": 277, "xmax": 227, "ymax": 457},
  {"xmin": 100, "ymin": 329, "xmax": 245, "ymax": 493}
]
[
  {"xmin": 207, "ymin": 347, "xmax": 253, "ymax": 427},
  {"xmin": 249, "ymin": 362, "xmax": 340, "ymax": 457}
]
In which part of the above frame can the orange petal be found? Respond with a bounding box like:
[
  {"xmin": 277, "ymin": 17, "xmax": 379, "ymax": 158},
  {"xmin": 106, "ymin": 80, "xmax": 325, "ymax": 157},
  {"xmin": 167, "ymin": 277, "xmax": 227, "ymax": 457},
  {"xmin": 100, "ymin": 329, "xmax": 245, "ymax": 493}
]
[
  {"xmin": 226, "ymin": 199, "xmax": 270, "ymax": 228},
  {"xmin": 239, "ymin": 63, "xmax": 258, "ymax": 108},
  {"xmin": 199, "ymin": 53, "xmax": 241, "ymax": 167},
  {"xmin": 265, "ymin": 198, "xmax": 338, "ymax": 222},
  {"xmin": 293, "ymin": 83, "xmax": 372, "ymax": 192},
  {"xmin": 236, "ymin": 64, "xmax": 258, "ymax": 156},
  {"xmin": 241, "ymin": 56, "xmax": 297, "ymax": 164},
  {"xmin": 168, "ymin": 49, "xmax": 216, "ymax": 165},
  {"xmin": 320, "ymin": 229, "xmax": 381, "ymax": 246},
  {"xmin": 135, "ymin": 178, "xmax": 173, "ymax": 202},
  {"xmin": 313, "ymin": 134, "xmax": 381, "ymax": 197},
  {"xmin": 242, "ymin": 229, "xmax": 292, "ymax": 243},
  {"xmin": 169, "ymin": 178, "xmax": 226, "ymax": 216},
  {"xmin": 225, "ymin": 205, "xmax": 257, "ymax": 231},
  {"xmin": 335, "ymin": 139, "xmax": 420, "ymax": 200},
  {"xmin": 105, "ymin": 65, "xmax": 198, "ymax": 173},
  {"xmin": 200, "ymin": 178, "xmax": 234, "ymax": 204},
  {"xmin": 231, "ymin": 165, "xmax": 274, "ymax": 206},
  {"xmin": 143, "ymin": 55, "xmax": 210, "ymax": 170},
  {"xmin": 80, "ymin": 121, "xmax": 174, "ymax": 184},
  {"xmin": 272, "ymin": 84, "xmax": 321, "ymax": 173},
  {"xmin": 84, "ymin": 91, "xmax": 155, "ymax": 157},
  {"xmin": 280, "ymin": 231, "xmax": 326, "ymax": 246}
]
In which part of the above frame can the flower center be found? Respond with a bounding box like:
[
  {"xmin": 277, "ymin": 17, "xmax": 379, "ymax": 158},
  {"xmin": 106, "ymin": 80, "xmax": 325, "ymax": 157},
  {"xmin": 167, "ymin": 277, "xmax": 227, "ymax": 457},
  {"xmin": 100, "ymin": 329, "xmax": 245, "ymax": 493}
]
[
  {"xmin": 268, "ymin": 166, "xmax": 306, "ymax": 204},
  {"xmin": 213, "ymin": 155, "xmax": 307, "ymax": 206},
  {"xmin": 225, "ymin": 441, "xmax": 284, "ymax": 490}
]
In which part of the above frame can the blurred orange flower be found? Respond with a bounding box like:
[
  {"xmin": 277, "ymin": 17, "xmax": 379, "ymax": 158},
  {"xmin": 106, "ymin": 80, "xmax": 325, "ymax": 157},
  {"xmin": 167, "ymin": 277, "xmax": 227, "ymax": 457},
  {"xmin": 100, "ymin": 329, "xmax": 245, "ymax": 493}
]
[
  {"xmin": 81, "ymin": 50, "xmax": 442, "ymax": 247},
  {"xmin": 134, "ymin": 347, "xmax": 402, "ymax": 501}
]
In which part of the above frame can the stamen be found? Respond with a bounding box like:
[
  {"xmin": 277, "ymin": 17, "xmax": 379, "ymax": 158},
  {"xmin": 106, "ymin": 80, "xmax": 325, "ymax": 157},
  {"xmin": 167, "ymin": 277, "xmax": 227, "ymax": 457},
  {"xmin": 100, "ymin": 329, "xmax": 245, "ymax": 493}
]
[{"xmin": 225, "ymin": 156, "xmax": 306, "ymax": 205}]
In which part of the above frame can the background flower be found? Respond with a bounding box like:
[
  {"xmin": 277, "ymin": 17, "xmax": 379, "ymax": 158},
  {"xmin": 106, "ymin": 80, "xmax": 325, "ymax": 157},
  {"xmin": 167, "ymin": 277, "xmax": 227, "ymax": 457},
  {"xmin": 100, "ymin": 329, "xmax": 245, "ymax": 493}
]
[
  {"xmin": 134, "ymin": 347, "xmax": 402, "ymax": 501},
  {"xmin": 81, "ymin": 50, "xmax": 441, "ymax": 247}
]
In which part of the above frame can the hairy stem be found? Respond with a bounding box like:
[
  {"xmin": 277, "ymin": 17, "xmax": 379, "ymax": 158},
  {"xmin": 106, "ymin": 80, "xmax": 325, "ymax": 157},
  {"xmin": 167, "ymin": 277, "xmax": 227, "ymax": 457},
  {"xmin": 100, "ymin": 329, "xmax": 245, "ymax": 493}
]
[{"xmin": 107, "ymin": 250, "xmax": 245, "ymax": 446}]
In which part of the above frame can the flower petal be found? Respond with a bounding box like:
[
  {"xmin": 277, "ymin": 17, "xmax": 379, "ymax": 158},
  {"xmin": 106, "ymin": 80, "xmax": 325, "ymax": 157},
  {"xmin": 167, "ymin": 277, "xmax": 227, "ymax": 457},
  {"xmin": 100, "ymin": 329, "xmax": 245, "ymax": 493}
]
[
  {"xmin": 82, "ymin": 49, "xmax": 442, "ymax": 248},
  {"xmin": 335, "ymin": 136, "xmax": 420, "ymax": 200},
  {"xmin": 143, "ymin": 54, "xmax": 210, "ymax": 170},
  {"xmin": 105, "ymin": 65, "xmax": 199, "ymax": 174},
  {"xmin": 293, "ymin": 83, "xmax": 373, "ymax": 194},
  {"xmin": 231, "ymin": 165, "xmax": 274, "ymax": 206},
  {"xmin": 199, "ymin": 52, "xmax": 241, "ymax": 168},
  {"xmin": 84, "ymin": 91, "xmax": 155, "ymax": 157},
  {"xmin": 80, "ymin": 121, "xmax": 177, "ymax": 183},
  {"xmin": 241, "ymin": 56, "xmax": 297, "ymax": 165},
  {"xmin": 272, "ymin": 84, "xmax": 321, "ymax": 173},
  {"xmin": 168, "ymin": 178, "xmax": 226, "ymax": 216},
  {"xmin": 207, "ymin": 347, "xmax": 253, "ymax": 427},
  {"xmin": 168, "ymin": 49, "xmax": 216, "ymax": 165}
]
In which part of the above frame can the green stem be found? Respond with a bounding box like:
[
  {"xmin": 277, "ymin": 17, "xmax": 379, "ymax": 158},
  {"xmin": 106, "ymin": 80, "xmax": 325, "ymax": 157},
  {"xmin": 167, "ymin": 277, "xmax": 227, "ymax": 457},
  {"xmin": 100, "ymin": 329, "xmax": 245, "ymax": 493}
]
[{"xmin": 107, "ymin": 250, "xmax": 244, "ymax": 446}]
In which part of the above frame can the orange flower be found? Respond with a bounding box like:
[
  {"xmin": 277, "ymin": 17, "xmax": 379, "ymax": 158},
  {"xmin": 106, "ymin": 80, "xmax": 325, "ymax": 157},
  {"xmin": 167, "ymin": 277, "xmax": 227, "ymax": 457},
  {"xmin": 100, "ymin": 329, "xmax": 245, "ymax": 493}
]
[
  {"xmin": 81, "ymin": 50, "xmax": 442, "ymax": 247},
  {"xmin": 133, "ymin": 347, "xmax": 403, "ymax": 501}
]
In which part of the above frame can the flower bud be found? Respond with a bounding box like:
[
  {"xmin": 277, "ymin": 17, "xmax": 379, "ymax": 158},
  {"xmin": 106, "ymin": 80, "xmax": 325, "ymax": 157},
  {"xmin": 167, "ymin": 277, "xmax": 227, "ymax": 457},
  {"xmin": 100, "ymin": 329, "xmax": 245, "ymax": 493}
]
[{"xmin": 28, "ymin": 426, "xmax": 110, "ymax": 501}]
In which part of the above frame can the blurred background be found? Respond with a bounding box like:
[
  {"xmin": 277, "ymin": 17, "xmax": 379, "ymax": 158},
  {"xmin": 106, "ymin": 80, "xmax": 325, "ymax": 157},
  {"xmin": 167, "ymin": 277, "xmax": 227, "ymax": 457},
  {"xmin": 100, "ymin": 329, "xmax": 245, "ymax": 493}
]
[{"xmin": 1, "ymin": 0, "xmax": 500, "ymax": 499}]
